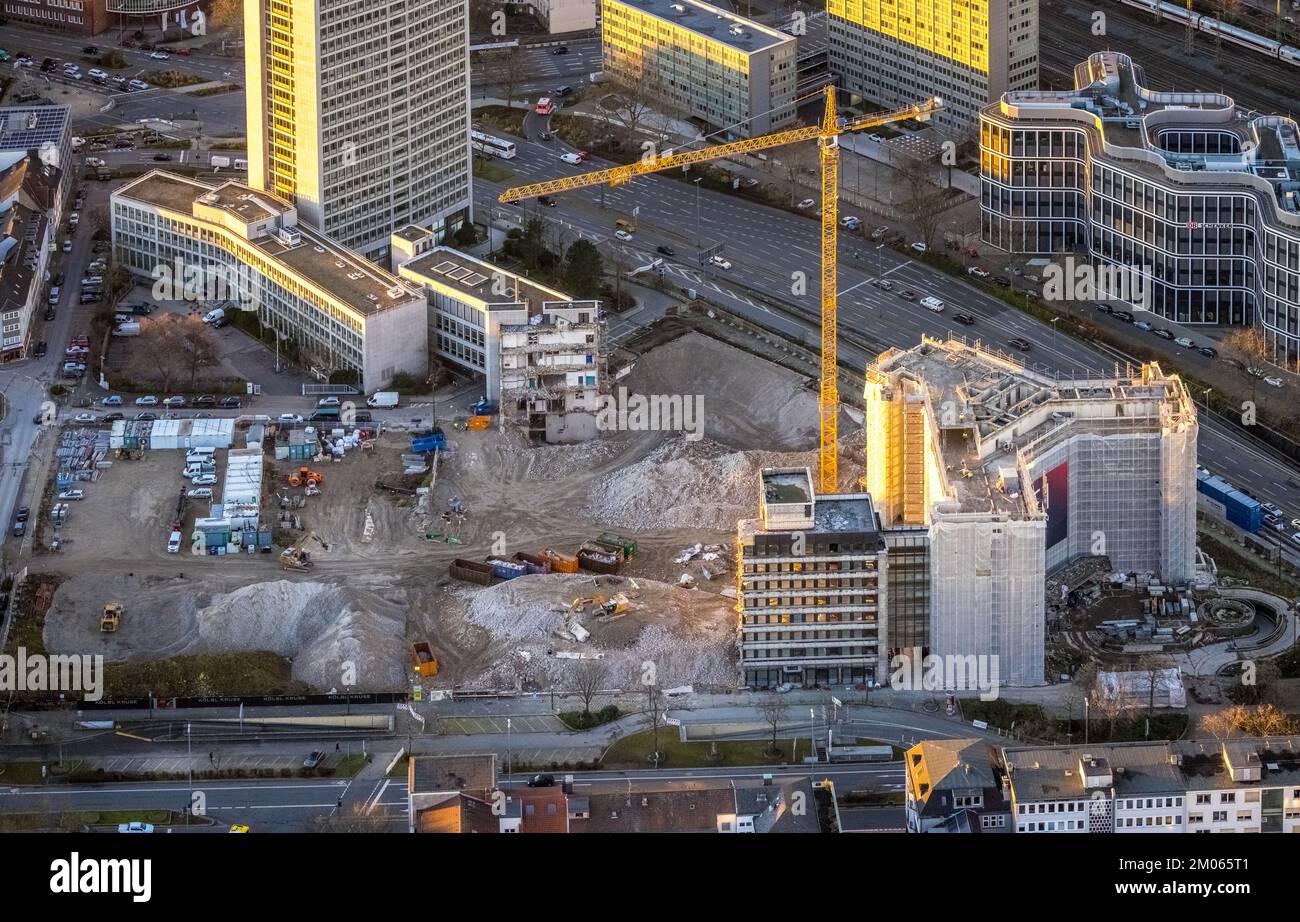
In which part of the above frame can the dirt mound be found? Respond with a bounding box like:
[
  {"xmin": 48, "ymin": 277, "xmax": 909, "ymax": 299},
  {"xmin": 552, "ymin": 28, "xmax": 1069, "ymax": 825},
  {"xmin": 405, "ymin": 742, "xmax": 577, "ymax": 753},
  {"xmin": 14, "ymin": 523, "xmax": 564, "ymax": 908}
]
[
  {"xmin": 623, "ymin": 332, "xmax": 821, "ymax": 451},
  {"xmin": 43, "ymin": 574, "xmax": 406, "ymax": 691}
]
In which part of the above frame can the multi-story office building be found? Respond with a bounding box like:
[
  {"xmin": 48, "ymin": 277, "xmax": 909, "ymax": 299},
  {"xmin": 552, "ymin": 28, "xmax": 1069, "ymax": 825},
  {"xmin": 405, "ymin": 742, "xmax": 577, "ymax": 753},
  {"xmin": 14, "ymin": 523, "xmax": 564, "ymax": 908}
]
[
  {"xmin": 532, "ymin": 0, "xmax": 596, "ymax": 33},
  {"xmin": 827, "ymin": 0, "xmax": 1038, "ymax": 133},
  {"xmin": 3, "ymin": 0, "xmax": 109, "ymax": 35},
  {"xmin": 862, "ymin": 336, "xmax": 1198, "ymax": 686},
  {"xmin": 904, "ymin": 739, "xmax": 1012, "ymax": 832},
  {"xmin": 735, "ymin": 467, "xmax": 887, "ymax": 688},
  {"xmin": 245, "ymin": 0, "xmax": 473, "ymax": 261},
  {"xmin": 395, "ymin": 235, "xmax": 602, "ymax": 442},
  {"xmin": 112, "ymin": 172, "xmax": 428, "ymax": 393},
  {"xmin": 981, "ymin": 51, "xmax": 1300, "ymax": 365},
  {"xmin": 600, "ymin": 0, "xmax": 797, "ymax": 138}
]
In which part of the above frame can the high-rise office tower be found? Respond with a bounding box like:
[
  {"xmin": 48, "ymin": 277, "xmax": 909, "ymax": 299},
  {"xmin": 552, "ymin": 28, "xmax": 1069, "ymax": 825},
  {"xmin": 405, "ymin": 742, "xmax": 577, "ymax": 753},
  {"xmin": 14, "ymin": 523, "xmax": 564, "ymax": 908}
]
[
  {"xmin": 827, "ymin": 0, "xmax": 1039, "ymax": 133},
  {"xmin": 245, "ymin": 0, "xmax": 473, "ymax": 260}
]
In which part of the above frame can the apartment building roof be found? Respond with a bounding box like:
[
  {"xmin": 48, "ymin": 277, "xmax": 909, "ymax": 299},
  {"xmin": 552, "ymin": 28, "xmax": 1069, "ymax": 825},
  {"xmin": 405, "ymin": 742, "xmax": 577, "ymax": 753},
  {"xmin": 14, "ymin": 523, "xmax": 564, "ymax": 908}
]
[
  {"xmin": 414, "ymin": 793, "xmax": 499, "ymax": 833},
  {"xmin": 408, "ymin": 753, "xmax": 497, "ymax": 797},
  {"xmin": 400, "ymin": 245, "xmax": 572, "ymax": 309},
  {"xmin": 1003, "ymin": 741, "xmax": 1184, "ymax": 801},
  {"xmin": 609, "ymin": 0, "xmax": 795, "ymax": 54},
  {"xmin": 114, "ymin": 171, "xmax": 419, "ymax": 318},
  {"xmin": 0, "ymin": 105, "xmax": 70, "ymax": 152},
  {"xmin": 1176, "ymin": 737, "xmax": 1300, "ymax": 791},
  {"xmin": 906, "ymin": 739, "xmax": 1006, "ymax": 819},
  {"xmin": 0, "ymin": 154, "xmax": 54, "ymax": 344},
  {"xmin": 571, "ymin": 777, "xmax": 825, "ymax": 832},
  {"xmin": 517, "ymin": 788, "xmax": 570, "ymax": 833}
]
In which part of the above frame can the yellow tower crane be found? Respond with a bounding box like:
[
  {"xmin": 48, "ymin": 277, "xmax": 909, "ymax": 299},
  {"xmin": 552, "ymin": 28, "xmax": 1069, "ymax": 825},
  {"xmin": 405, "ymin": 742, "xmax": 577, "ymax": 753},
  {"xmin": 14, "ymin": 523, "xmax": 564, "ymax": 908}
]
[{"xmin": 498, "ymin": 88, "xmax": 943, "ymax": 493}]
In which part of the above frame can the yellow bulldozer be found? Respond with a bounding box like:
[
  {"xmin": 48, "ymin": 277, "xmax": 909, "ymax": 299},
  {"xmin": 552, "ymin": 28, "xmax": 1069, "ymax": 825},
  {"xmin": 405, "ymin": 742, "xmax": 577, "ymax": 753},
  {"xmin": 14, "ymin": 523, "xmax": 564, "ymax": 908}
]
[{"xmin": 101, "ymin": 602, "xmax": 123, "ymax": 633}]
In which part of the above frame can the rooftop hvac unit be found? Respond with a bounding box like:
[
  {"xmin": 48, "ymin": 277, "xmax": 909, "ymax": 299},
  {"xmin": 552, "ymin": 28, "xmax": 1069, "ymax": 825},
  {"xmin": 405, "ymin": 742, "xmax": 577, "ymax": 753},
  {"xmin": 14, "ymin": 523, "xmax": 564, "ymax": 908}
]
[
  {"xmin": 277, "ymin": 226, "xmax": 301, "ymax": 246},
  {"xmin": 387, "ymin": 286, "xmax": 404, "ymax": 299}
]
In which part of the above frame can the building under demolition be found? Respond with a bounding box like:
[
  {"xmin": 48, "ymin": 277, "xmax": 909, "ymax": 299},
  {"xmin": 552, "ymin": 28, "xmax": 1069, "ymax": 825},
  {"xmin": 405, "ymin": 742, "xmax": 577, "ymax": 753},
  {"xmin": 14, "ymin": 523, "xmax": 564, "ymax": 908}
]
[
  {"xmin": 735, "ymin": 467, "xmax": 887, "ymax": 689},
  {"xmin": 860, "ymin": 336, "xmax": 1198, "ymax": 687}
]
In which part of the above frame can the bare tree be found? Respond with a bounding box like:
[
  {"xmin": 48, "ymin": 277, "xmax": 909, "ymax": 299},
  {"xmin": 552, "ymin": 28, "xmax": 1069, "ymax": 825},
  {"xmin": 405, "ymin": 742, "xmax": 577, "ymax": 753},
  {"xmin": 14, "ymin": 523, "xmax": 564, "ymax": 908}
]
[
  {"xmin": 483, "ymin": 47, "xmax": 528, "ymax": 111},
  {"xmin": 1135, "ymin": 654, "xmax": 1173, "ymax": 715},
  {"xmin": 128, "ymin": 318, "xmax": 186, "ymax": 392},
  {"xmin": 1088, "ymin": 683, "xmax": 1134, "ymax": 742},
  {"xmin": 1222, "ymin": 326, "xmax": 1272, "ymax": 404},
  {"xmin": 644, "ymin": 683, "xmax": 665, "ymax": 765},
  {"xmin": 1067, "ymin": 662, "xmax": 1098, "ymax": 739},
  {"xmin": 176, "ymin": 315, "xmax": 222, "ymax": 390},
  {"xmin": 1201, "ymin": 710, "xmax": 1235, "ymax": 741},
  {"xmin": 759, "ymin": 699, "xmax": 790, "ymax": 758},
  {"xmin": 604, "ymin": 76, "xmax": 666, "ymax": 155},
  {"xmin": 568, "ymin": 658, "xmax": 608, "ymax": 717},
  {"xmin": 897, "ymin": 154, "xmax": 949, "ymax": 250},
  {"xmin": 778, "ymin": 138, "xmax": 816, "ymax": 206},
  {"xmin": 208, "ymin": 0, "xmax": 242, "ymax": 32}
]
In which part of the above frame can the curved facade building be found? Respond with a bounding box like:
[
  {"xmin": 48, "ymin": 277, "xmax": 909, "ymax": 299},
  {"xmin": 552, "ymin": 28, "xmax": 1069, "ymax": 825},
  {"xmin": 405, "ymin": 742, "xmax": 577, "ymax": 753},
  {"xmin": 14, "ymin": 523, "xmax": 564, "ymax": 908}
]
[{"xmin": 980, "ymin": 52, "xmax": 1300, "ymax": 365}]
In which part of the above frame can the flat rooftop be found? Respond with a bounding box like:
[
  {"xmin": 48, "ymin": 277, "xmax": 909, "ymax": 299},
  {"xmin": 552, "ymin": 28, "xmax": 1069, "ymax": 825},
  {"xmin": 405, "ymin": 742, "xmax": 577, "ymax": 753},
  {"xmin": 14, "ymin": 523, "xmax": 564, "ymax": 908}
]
[
  {"xmin": 608, "ymin": 0, "xmax": 794, "ymax": 54},
  {"xmin": 814, "ymin": 494, "xmax": 878, "ymax": 534},
  {"xmin": 1003, "ymin": 742, "xmax": 1185, "ymax": 801},
  {"xmin": 761, "ymin": 468, "xmax": 812, "ymax": 505},
  {"xmin": 115, "ymin": 171, "xmax": 417, "ymax": 317},
  {"xmin": 0, "ymin": 105, "xmax": 69, "ymax": 152},
  {"xmin": 401, "ymin": 245, "xmax": 574, "ymax": 309},
  {"xmin": 992, "ymin": 52, "xmax": 1300, "ymax": 220}
]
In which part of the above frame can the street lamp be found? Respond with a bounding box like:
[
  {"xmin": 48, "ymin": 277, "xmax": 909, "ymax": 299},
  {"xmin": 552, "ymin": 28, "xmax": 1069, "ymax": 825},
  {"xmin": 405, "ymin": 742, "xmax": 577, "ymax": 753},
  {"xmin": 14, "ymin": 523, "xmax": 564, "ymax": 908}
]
[{"xmin": 693, "ymin": 177, "xmax": 703, "ymax": 250}]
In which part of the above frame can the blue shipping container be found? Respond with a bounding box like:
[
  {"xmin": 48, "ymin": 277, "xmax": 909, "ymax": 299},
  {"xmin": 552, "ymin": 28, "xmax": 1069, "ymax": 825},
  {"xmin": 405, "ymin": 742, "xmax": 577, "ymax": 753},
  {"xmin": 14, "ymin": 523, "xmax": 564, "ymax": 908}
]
[{"xmin": 1197, "ymin": 473, "xmax": 1260, "ymax": 532}]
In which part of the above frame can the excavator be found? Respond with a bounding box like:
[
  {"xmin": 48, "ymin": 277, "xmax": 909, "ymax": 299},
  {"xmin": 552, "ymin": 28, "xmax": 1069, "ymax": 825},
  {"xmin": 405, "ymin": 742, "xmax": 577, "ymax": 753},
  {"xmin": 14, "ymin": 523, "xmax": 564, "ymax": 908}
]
[
  {"xmin": 287, "ymin": 467, "xmax": 323, "ymax": 488},
  {"xmin": 279, "ymin": 531, "xmax": 320, "ymax": 570},
  {"xmin": 100, "ymin": 602, "xmax": 123, "ymax": 633},
  {"xmin": 570, "ymin": 594, "xmax": 630, "ymax": 619}
]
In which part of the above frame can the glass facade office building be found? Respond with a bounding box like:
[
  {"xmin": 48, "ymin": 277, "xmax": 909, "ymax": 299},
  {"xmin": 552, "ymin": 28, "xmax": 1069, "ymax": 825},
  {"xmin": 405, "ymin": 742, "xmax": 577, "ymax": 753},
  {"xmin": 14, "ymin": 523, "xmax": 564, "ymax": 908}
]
[{"xmin": 980, "ymin": 52, "xmax": 1300, "ymax": 364}]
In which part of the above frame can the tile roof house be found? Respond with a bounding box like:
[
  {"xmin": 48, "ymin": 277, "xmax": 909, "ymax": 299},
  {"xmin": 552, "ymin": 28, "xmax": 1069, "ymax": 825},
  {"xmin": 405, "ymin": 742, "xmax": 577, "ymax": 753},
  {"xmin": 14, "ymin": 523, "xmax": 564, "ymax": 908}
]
[{"xmin": 905, "ymin": 739, "xmax": 1012, "ymax": 833}]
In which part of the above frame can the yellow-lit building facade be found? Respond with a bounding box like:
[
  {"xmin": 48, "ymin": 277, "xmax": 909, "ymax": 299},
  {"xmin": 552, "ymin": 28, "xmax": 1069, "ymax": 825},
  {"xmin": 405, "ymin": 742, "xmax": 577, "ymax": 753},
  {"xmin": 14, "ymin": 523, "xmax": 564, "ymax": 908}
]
[
  {"xmin": 245, "ymin": 0, "xmax": 473, "ymax": 261},
  {"xmin": 826, "ymin": 0, "xmax": 1038, "ymax": 132},
  {"xmin": 600, "ymin": 0, "xmax": 797, "ymax": 138}
]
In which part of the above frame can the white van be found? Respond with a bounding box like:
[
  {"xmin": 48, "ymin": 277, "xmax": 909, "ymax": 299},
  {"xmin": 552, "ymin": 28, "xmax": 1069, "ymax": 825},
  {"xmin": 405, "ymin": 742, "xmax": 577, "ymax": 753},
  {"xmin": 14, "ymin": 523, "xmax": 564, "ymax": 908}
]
[
  {"xmin": 202, "ymin": 307, "xmax": 225, "ymax": 324},
  {"xmin": 920, "ymin": 296, "xmax": 946, "ymax": 312},
  {"xmin": 186, "ymin": 447, "xmax": 216, "ymax": 463},
  {"xmin": 167, "ymin": 531, "xmax": 182, "ymax": 553}
]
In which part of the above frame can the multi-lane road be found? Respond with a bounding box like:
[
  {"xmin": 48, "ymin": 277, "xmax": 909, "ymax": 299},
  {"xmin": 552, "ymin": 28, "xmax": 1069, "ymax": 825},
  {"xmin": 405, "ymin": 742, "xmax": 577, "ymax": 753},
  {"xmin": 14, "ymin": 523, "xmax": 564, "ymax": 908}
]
[{"xmin": 474, "ymin": 130, "xmax": 1300, "ymax": 526}]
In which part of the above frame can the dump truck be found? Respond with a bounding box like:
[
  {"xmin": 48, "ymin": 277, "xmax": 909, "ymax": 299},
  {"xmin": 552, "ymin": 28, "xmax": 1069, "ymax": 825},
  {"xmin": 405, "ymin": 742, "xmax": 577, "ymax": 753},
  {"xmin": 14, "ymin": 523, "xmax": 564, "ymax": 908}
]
[
  {"xmin": 101, "ymin": 602, "xmax": 123, "ymax": 632},
  {"xmin": 595, "ymin": 533, "xmax": 638, "ymax": 560},
  {"xmin": 449, "ymin": 558, "xmax": 495, "ymax": 585},
  {"xmin": 411, "ymin": 641, "xmax": 439, "ymax": 678},
  {"xmin": 366, "ymin": 391, "xmax": 399, "ymax": 408}
]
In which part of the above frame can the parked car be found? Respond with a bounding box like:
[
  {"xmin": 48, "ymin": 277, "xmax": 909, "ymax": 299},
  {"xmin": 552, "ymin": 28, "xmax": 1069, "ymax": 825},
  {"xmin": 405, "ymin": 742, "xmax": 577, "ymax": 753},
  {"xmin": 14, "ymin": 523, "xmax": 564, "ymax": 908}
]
[
  {"xmin": 135, "ymin": 412, "xmax": 158, "ymax": 421},
  {"xmin": 871, "ymin": 225, "xmax": 889, "ymax": 239},
  {"xmin": 58, "ymin": 489, "xmax": 85, "ymax": 501},
  {"xmin": 1113, "ymin": 311, "xmax": 1134, "ymax": 323},
  {"xmin": 117, "ymin": 822, "xmax": 154, "ymax": 834},
  {"xmin": 1134, "ymin": 320, "xmax": 1154, "ymax": 331},
  {"xmin": 967, "ymin": 265, "xmax": 990, "ymax": 278},
  {"xmin": 73, "ymin": 413, "xmax": 97, "ymax": 423},
  {"xmin": 797, "ymin": 198, "xmax": 816, "ymax": 210},
  {"xmin": 187, "ymin": 487, "xmax": 214, "ymax": 499},
  {"xmin": 1008, "ymin": 338, "xmax": 1032, "ymax": 352},
  {"xmin": 152, "ymin": 153, "xmax": 172, "ymax": 161},
  {"xmin": 278, "ymin": 413, "xmax": 303, "ymax": 425},
  {"xmin": 102, "ymin": 395, "xmax": 123, "ymax": 406},
  {"xmin": 953, "ymin": 312, "xmax": 977, "ymax": 326},
  {"xmin": 87, "ymin": 68, "xmax": 107, "ymax": 80},
  {"xmin": 1198, "ymin": 346, "xmax": 1219, "ymax": 358},
  {"xmin": 221, "ymin": 396, "xmax": 243, "ymax": 409},
  {"xmin": 910, "ymin": 241, "xmax": 928, "ymax": 253},
  {"xmin": 43, "ymin": 309, "xmax": 55, "ymax": 322},
  {"xmin": 303, "ymin": 750, "xmax": 325, "ymax": 768},
  {"xmin": 190, "ymin": 473, "xmax": 218, "ymax": 486},
  {"xmin": 527, "ymin": 774, "xmax": 556, "ymax": 788},
  {"xmin": 103, "ymin": 412, "xmax": 124, "ymax": 422},
  {"xmin": 134, "ymin": 395, "xmax": 159, "ymax": 406},
  {"xmin": 991, "ymin": 275, "xmax": 1012, "ymax": 287},
  {"xmin": 163, "ymin": 395, "xmax": 187, "ymax": 408},
  {"xmin": 193, "ymin": 395, "xmax": 216, "ymax": 407},
  {"xmin": 317, "ymin": 396, "xmax": 340, "ymax": 407},
  {"xmin": 12, "ymin": 520, "xmax": 24, "ymax": 538},
  {"xmin": 1153, "ymin": 328, "xmax": 1174, "ymax": 340},
  {"xmin": 1175, "ymin": 336, "xmax": 1195, "ymax": 348},
  {"xmin": 1265, "ymin": 376, "xmax": 1285, "ymax": 388},
  {"xmin": 34, "ymin": 341, "xmax": 46, "ymax": 357}
]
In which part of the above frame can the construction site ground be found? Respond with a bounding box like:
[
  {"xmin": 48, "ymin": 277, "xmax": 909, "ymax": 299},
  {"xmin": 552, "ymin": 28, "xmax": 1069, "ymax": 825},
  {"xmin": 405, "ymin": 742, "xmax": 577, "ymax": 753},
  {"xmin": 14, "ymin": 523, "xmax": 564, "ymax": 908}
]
[{"xmin": 36, "ymin": 324, "xmax": 864, "ymax": 695}]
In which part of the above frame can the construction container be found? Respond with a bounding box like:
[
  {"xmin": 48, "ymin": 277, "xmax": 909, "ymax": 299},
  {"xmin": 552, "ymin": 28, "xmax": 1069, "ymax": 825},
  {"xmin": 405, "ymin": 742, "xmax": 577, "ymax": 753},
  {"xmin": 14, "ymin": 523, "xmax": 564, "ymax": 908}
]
[
  {"xmin": 412, "ymin": 641, "xmax": 439, "ymax": 677},
  {"xmin": 1196, "ymin": 471, "xmax": 1261, "ymax": 533},
  {"xmin": 512, "ymin": 551, "xmax": 552, "ymax": 575},
  {"xmin": 540, "ymin": 548, "xmax": 579, "ymax": 573},
  {"xmin": 410, "ymin": 429, "xmax": 446, "ymax": 454},
  {"xmin": 485, "ymin": 556, "xmax": 528, "ymax": 580},
  {"xmin": 577, "ymin": 542, "xmax": 621, "ymax": 574},
  {"xmin": 467, "ymin": 415, "xmax": 492, "ymax": 431},
  {"xmin": 449, "ymin": 558, "xmax": 495, "ymax": 585},
  {"xmin": 595, "ymin": 532, "xmax": 638, "ymax": 560}
]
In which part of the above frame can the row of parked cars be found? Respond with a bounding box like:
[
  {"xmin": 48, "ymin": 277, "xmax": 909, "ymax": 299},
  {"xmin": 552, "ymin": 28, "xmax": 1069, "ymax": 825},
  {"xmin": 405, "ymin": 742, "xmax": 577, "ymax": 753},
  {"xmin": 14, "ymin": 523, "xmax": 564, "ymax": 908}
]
[
  {"xmin": 103, "ymin": 393, "xmax": 244, "ymax": 409},
  {"xmin": 1098, "ymin": 306, "xmax": 1286, "ymax": 388}
]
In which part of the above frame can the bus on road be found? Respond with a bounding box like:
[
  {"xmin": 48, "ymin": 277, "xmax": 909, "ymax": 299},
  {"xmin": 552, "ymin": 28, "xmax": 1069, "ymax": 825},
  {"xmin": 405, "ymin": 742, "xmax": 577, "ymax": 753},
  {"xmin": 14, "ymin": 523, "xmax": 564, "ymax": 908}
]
[{"xmin": 470, "ymin": 130, "xmax": 517, "ymax": 160}]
